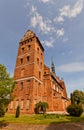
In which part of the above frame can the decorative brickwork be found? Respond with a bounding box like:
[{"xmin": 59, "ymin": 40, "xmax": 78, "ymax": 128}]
[{"xmin": 8, "ymin": 30, "xmax": 70, "ymax": 114}]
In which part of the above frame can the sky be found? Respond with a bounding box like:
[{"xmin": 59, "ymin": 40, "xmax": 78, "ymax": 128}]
[{"xmin": 0, "ymin": 0, "xmax": 84, "ymax": 97}]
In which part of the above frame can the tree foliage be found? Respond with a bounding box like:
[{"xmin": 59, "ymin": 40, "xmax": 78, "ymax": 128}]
[
  {"xmin": 35, "ymin": 102, "xmax": 49, "ymax": 114},
  {"xmin": 71, "ymin": 90, "xmax": 84, "ymax": 105},
  {"xmin": 0, "ymin": 64, "xmax": 15, "ymax": 116},
  {"xmin": 67, "ymin": 89, "xmax": 84, "ymax": 117},
  {"xmin": 15, "ymin": 105, "xmax": 20, "ymax": 118},
  {"xmin": 0, "ymin": 103, "xmax": 5, "ymax": 117},
  {"xmin": 67, "ymin": 104, "xmax": 83, "ymax": 117}
]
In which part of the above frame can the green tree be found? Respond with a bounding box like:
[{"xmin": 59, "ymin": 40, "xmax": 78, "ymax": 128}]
[
  {"xmin": 67, "ymin": 90, "xmax": 84, "ymax": 116},
  {"xmin": 71, "ymin": 93, "xmax": 75, "ymax": 104},
  {"xmin": 15, "ymin": 105, "xmax": 20, "ymax": 118},
  {"xmin": 0, "ymin": 64, "xmax": 15, "ymax": 116},
  {"xmin": 0, "ymin": 103, "xmax": 5, "ymax": 117},
  {"xmin": 67, "ymin": 104, "xmax": 83, "ymax": 117},
  {"xmin": 35, "ymin": 102, "xmax": 49, "ymax": 114},
  {"xmin": 71, "ymin": 90, "xmax": 84, "ymax": 105}
]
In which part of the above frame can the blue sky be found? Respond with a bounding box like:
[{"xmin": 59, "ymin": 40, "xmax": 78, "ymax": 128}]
[{"xmin": 0, "ymin": 0, "xmax": 84, "ymax": 97}]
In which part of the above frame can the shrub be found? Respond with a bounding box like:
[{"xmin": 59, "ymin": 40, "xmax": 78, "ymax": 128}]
[
  {"xmin": 35, "ymin": 102, "xmax": 49, "ymax": 114},
  {"xmin": 67, "ymin": 104, "xmax": 83, "ymax": 117},
  {"xmin": 15, "ymin": 105, "xmax": 20, "ymax": 118},
  {"xmin": 0, "ymin": 103, "xmax": 5, "ymax": 117}
]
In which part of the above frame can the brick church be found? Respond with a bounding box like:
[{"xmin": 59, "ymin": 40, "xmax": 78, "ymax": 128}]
[{"xmin": 8, "ymin": 30, "xmax": 70, "ymax": 114}]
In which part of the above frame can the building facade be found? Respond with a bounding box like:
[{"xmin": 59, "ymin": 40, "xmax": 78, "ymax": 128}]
[{"xmin": 8, "ymin": 30, "xmax": 70, "ymax": 114}]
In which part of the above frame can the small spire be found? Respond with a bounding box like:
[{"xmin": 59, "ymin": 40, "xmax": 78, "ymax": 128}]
[{"xmin": 51, "ymin": 58, "xmax": 56, "ymax": 75}]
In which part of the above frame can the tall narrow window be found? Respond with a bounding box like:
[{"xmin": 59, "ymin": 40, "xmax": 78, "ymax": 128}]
[
  {"xmin": 44, "ymin": 72, "xmax": 46, "ymax": 75},
  {"xmin": 26, "ymin": 99, "xmax": 30, "ymax": 109},
  {"xmin": 37, "ymin": 48, "xmax": 39, "ymax": 53},
  {"xmin": 39, "ymin": 71, "xmax": 41, "ymax": 78},
  {"xmin": 38, "ymin": 83, "xmax": 41, "ymax": 87},
  {"xmin": 27, "ymin": 56, "xmax": 30, "ymax": 61},
  {"xmin": 21, "ymin": 99, "xmax": 24, "ymax": 109},
  {"xmin": 28, "ymin": 45, "xmax": 30, "ymax": 50},
  {"xmin": 20, "ymin": 58, "xmax": 23, "ymax": 64},
  {"xmin": 21, "ymin": 69, "xmax": 25, "ymax": 77},
  {"xmin": 37, "ymin": 58, "xmax": 39, "ymax": 64},
  {"xmin": 41, "ymin": 62, "xmax": 42, "ymax": 68},
  {"xmin": 29, "ymin": 38, "xmax": 32, "ymax": 42},
  {"xmin": 20, "ymin": 82, "xmax": 23, "ymax": 90},
  {"xmin": 15, "ymin": 100, "xmax": 19, "ymax": 109},
  {"xmin": 22, "ymin": 47, "xmax": 24, "ymax": 53},
  {"xmin": 38, "ymin": 83, "xmax": 41, "ymax": 93},
  {"xmin": 41, "ymin": 53, "xmax": 43, "ymax": 58}
]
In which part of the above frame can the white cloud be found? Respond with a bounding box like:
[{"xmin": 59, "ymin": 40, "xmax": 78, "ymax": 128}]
[
  {"xmin": 31, "ymin": 12, "xmax": 53, "ymax": 34},
  {"xmin": 54, "ymin": 16, "xmax": 64, "ymax": 23},
  {"xmin": 40, "ymin": 0, "xmax": 53, "ymax": 3},
  {"xmin": 54, "ymin": 0, "xmax": 83, "ymax": 24},
  {"xmin": 26, "ymin": 0, "xmax": 84, "ymax": 48},
  {"xmin": 30, "ymin": 7, "xmax": 56, "ymax": 34},
  {"xmin": 42, "ymin": 38, "xmax": 55, "ymax": 47},
  {"xmin": 57, "ymin": 28, "xmax": 64, "ymax": 37},
  {"xmin": 31, "ymin": 5, "xmax": 37, "ymax": 13},
  {"xmin": 60, "ymin": 0, "xmax": 83, "ymax": 18},
  {"xmin": 57, "ymin": 62, "xmax": 84, "ymax": 73}
]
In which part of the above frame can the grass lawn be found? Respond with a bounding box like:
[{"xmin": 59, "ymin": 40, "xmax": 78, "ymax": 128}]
[{"xmin": 0, "ymin": 114, "xmax": 84, "ymax": 125}]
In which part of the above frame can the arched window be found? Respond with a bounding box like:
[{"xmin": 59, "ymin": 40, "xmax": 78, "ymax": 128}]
[
  {"xmin": 27, "ymin": 56, "xmax": 30, "ymax": 61},
  {"xmin": 37, "ymin": 47, "xmax": 39, "ymax": 53},
  {"xmin": 37, "ymin": 58, "xmax": 39, "ymax": 64},
  {"xmin": 28, "ymin": 45, "xmax": 31, "ymax": 50},
  {"xmin": 41, "ymin": 62, "xmax": 42, "ymax": 68},
  {"xmin": 20, "ymin": 58, "xmax": 23, "ymax": 64},
  {"xmin": 22, "ymin": 47, "xmax": 24, "ymax": 53}
]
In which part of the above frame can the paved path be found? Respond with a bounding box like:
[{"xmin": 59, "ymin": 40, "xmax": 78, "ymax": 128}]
[{"xmin": 0, "ymin": 122, "xmax": 84, "ymax": 130}]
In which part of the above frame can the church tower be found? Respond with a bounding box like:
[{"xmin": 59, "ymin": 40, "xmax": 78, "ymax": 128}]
[
  {"xmin": 8, "ymin": 30, "xmax": 70, "ymax": 114},
  {"xmin": 8, "ymin": 30, "xmax": 44, "ymax": 114},
  {"xmin": 51, "ymin": 60, "xmax": 56, "ymax": 75}
]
